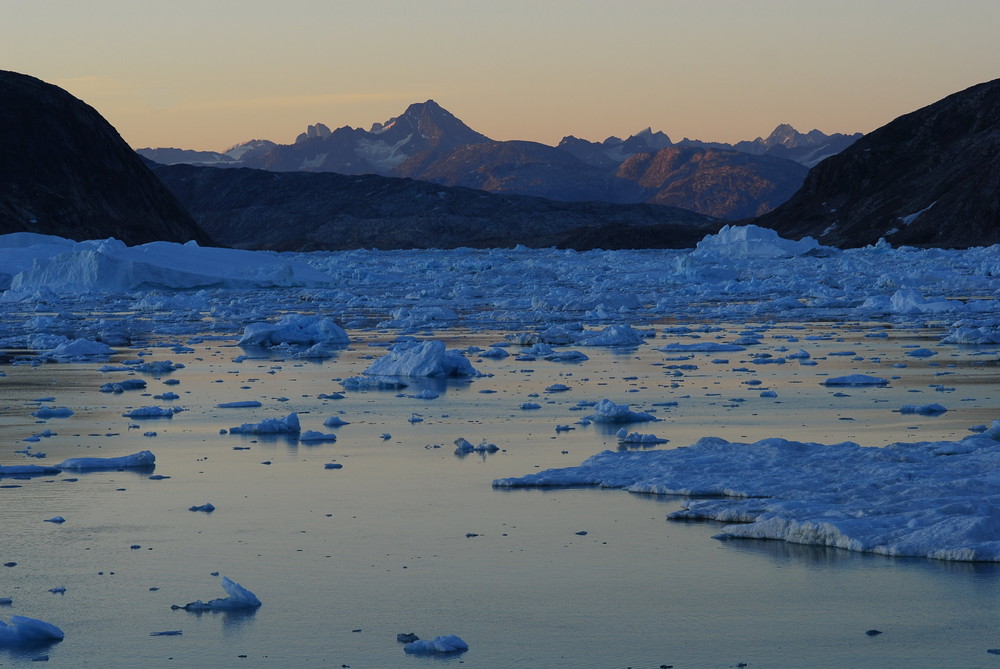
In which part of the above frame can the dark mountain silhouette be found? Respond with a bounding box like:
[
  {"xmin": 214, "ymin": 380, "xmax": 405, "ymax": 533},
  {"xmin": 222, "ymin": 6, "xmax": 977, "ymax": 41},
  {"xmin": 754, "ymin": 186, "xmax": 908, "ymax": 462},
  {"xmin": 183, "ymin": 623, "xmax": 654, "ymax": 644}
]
[
  {"xmin": 0, "ymin": 70, "xmax": 212, "ymax": 245},
  {"xmin": 147, "ymin": 160, "xmax": 723, "ymax": 252},
  {"xmin": 755, "ymin": 78, "xmax": 1000, "ymax": 248}
]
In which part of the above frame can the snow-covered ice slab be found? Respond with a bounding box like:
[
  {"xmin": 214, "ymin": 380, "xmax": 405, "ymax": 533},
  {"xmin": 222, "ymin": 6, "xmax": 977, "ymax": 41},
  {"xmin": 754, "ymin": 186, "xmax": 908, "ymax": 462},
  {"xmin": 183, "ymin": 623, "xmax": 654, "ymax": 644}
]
[
  {"xmin": 172, "ymin": 576, "xmax": 261, "ymax": 611},
  {"xmin": 0, "ymin": 615, "xmax": 64, "ymax": 644},
  {"xmin": 494, "ymin": 423, "xmax": 1000, "ymax": 561},
  {"xmin": 57, "ymin": 451, "xmax": 155, "ymax": 470}
]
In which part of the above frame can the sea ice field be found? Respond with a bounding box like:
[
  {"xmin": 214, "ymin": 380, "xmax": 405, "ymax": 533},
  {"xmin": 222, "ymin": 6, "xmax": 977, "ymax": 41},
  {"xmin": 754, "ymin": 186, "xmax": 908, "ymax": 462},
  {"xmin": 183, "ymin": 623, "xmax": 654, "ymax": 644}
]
[{"xmin": 3, "ymin": 225, "xmax": 1000, "ymax": 668}]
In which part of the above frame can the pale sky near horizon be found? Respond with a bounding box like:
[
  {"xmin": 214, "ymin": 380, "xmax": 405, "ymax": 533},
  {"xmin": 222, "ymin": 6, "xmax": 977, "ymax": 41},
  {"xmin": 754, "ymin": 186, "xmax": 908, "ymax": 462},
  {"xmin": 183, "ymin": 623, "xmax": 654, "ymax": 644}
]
[{"xmin": 3, "ymin": 0, "xmax": 998, "ymax": 151}]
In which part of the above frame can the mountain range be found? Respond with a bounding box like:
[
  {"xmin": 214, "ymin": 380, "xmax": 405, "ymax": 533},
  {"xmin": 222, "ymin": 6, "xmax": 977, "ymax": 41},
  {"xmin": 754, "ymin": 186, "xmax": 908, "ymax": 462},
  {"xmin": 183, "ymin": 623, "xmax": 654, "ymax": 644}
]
[
  {"xmin": 139, "ymin": 101, "xmax": 858, "ymax": 220},
  {"xmin": 3, "ymin": 69, "xmax": 998, "ymax": 251}
]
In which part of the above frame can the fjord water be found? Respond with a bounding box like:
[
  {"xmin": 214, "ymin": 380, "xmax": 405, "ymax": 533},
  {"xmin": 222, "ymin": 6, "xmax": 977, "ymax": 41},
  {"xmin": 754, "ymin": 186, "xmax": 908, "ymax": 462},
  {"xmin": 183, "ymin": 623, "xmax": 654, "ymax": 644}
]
[{"xmin": 3, "ymin": 324, "xmax": 1000, "ymax": 668}]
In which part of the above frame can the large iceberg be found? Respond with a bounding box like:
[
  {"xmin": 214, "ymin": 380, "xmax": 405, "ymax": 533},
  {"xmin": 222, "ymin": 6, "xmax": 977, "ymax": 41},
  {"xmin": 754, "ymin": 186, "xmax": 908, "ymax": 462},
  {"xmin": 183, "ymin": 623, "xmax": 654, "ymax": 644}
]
[
  {"xmin": 494, "ymin": 423, "xmax": 1000, "ymax": 561},
  {"xmin": 4, "ymin": 236, "xmax": 331, "ymax": 292},
  {"xmin": 692, "ymin": 224, "xmax": 834, "ymax": 259},
  {"xmin": 363, "ymin": 340, "xmax": 479, "ymax": 378}
]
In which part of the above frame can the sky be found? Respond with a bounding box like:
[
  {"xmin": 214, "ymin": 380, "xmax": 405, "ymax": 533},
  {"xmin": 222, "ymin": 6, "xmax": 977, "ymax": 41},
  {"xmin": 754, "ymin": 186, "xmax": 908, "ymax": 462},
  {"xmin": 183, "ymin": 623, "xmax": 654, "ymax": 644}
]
[{"xmin": 3, "ymin": 0, "xmax": 998, "ymax": 151}]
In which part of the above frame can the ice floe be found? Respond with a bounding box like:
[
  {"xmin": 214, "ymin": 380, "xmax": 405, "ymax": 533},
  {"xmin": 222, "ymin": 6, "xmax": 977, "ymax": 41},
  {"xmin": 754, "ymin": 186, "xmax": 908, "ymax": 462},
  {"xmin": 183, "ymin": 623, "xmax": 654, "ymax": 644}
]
[{"xmin": 495, "ymin": 422, "xmax": 1000, "ymax": 561}]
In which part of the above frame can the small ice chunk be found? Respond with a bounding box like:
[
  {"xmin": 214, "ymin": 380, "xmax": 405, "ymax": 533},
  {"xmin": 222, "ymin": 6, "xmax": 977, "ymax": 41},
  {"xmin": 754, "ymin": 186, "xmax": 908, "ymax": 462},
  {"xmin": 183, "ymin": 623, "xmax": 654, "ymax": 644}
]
[
  {"xmin": 172, "ymin": 576, "xmax": 261, "ymax": 611},
  {"xmin": 217, "ymin": 401, "xmax": 263, "ymax": 408},
  {"xmin": 43, "ymin": 516, "xmax": 65, "ymax": 524},
  {"xmin": 30, "ymin": 406, "xmax": 74, "ymax": 419},
  {"xmin": 228, "ymin": 412, "xmax": 301, "ymax": 434},
  {"xmin": 123, "ymin": 406, "xmax": 180, "ymax": 418},
  {"xmin": 821, "ymin": 375, "xmax": 888, "ymax": 387},
  {"xmin": 898, "ymin": 404, "xmax": 948, "ymax": 415},
  {"xmin": 403, "ymin": 634, "xmax": 468, "ymax": 654},
  {"xmin": 454, "ymin": 438, "xmax": 498, "ymax": 454},
  {"xmin": 188, "ymin": 503, "xmax": 215, "ymax": 512},
  {"xmin": 586, "ymin": 399, "xmax": 657, "ymax": 423},
  {"xmin": 299, "ymin": 430, "xmax": 337, "ymax": 443},
  {"xmin": 99, "ymin": 379, "xmax": 148, "ymax": 393},
  {"xmin": 615, "ymin": 428, "xmax": 668, "ymax": 444},
  {"xmin": 322, "ymin": 416, "xmax": 350, "ymax": 427}
]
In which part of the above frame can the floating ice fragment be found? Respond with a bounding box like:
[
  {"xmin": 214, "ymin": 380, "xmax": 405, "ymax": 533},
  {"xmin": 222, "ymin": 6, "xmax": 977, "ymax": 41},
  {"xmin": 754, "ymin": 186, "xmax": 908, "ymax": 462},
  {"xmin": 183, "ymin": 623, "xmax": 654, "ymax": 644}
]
[
  {"xmin": 615, "ymin": 428, "xmax": 668, "ymax": 444},
  {"xmin": 149, "ymin": 630, "xmax": 182, "ymax": 636},
  {"xmin": 821, "ymin": 375, "xmax": 888, "ymax": 387},
  {"xmin": 99, "ymin": 379, "xmax": 147, "ymax": 393},
  {"xmin": 545, "ymin": 383, "xmax": 570, "ymax": 392},
  {"xmin": 30, "ymin": 407, "xmax": 74, "ymax": 419},
  {"xmin": 217, "ymin": 401, "xmax": 263, "ymax": 408},
  {"xmin": 42, "ymin": 338, "xmax": 114, "ymax": 360},
  {"xmin": 586, "ymin": 399, "xmax": 657, "ymax": 423},
  {"xmin": 299, "ymin": 430, "xmax": 337, "ymax": 443},
  {"xmin": 322, "ymin": 416, "xmax": 350, "ymax": 427},
  {"xmin": 228, "ymin": 412, "xmax": 301, "ymax": 434},
  {"xmin": 239, "ymin": 315, "xmax": 348, "ymax": 348},
  {"xmin": 57, "ymin": 451, "xmax": 155, "ymax": 470},
  {"xmin": 188, "ymin": 503, "xmax": 215, "ymax": 513},
  {"xmin": 454, "ymin": 438, "xmax": 498, "ymax": 454},
  {"xmin": 172, "ymin": 576, "xmax": 261, "ymax": 611},
  {"xmin": 123, "ymin": 406, "xmax": 181, "ymax": 418},
  {"xmin": 898, "ymin": 404, "xmax": 948, "ymax": 415},
  {"xmin": 0, "ymin": 465, "xmax": 60, "ymax": 477},
  {"xmin": 363, "ymin": 340, "xmax": 479, "ymax": 378},
  {"xmin": 43, "ymin": 516, "xmax": 65, "ymax": 524},
  {"xmin": 340, "ymin": 376, "xmax": 409, "ymax": 390},
  {"xmin": 660, "ymin": 342, "xmax": 746, "ymax": 352},
  {"xmin": 0, "ymin": 616, "xmax": 64, "ymax": 643},
  {"xmin": 403, "ymin": 634, "xmax": 468, "ymax": 654}
]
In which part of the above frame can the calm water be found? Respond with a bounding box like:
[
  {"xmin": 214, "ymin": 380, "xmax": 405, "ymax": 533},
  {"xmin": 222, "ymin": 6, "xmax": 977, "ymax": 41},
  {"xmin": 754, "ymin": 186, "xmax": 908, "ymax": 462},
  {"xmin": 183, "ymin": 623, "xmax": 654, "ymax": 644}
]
[{"xmin": 2, "ymin": 323, "xmax": 1000, "ymax": 668}]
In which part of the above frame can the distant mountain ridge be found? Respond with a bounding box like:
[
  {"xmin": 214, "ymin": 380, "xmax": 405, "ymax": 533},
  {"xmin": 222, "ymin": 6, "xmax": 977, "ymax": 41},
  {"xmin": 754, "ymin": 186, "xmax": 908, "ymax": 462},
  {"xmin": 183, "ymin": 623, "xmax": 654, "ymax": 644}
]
[
  {"xmin": 147, "ymin": 160, "xmax": 723, "ymax": 252},
  {"xmin": 138, "ymin": 101, "xmax": 854, "ymax": 220},
  {"xmin": 755, "ymin": 78, "xmax": 1000, "ymax": 248}
]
